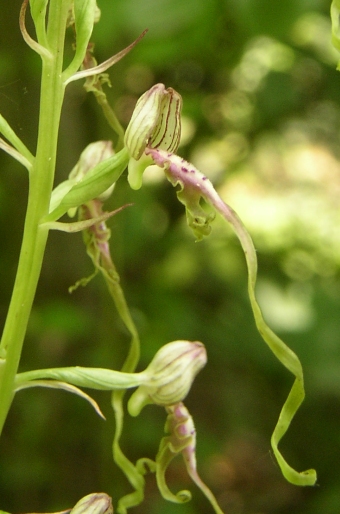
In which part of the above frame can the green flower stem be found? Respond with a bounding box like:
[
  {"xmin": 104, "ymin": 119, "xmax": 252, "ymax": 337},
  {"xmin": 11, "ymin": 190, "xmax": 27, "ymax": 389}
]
[
  {"xmin": 78, "ymin": 201, "xmax": 140, "ymax": 371},
  {"xmin": 83, "ymin": 71, "xmax": 125, "ymax": 150},
  {"xmin": 77, "ymin": 200, "xmax": 143, "ymax": 512},
  {"xmin": 92, "ymin": 90, "xmax": 125, "ymax": 151},
  {"xmin": 0, "ymin": 0, "xmax": 72, "ymax": 436},
  {"xmin": 102, "ymin": 257, "xmax": 144, "ymax": 514}
]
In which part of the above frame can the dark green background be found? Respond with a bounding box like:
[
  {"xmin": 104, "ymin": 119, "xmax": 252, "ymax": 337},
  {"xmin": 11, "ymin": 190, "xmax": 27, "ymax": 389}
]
[{"xmin": 0, "ymin": 0, "xmax": 339, "ymax": 513}]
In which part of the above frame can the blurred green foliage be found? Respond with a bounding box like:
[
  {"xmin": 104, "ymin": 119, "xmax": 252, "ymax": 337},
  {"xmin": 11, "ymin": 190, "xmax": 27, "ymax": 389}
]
[{"xmin": 1, "ymin": 0, "xmax": 340, "ymax": 513}]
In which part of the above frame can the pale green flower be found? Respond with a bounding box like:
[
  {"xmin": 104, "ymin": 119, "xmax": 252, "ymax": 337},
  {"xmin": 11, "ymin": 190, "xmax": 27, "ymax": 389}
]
[
  {"xmin": 128, "ymin": 340, "xmax": 207, "ymax": 416},
  {"xmin": 124, "ymin": 84, "xmax": 182, "ymax": 189},
  {"xmin": 69, "ymin": 493, "xmax": 113, "ymax": 514}
]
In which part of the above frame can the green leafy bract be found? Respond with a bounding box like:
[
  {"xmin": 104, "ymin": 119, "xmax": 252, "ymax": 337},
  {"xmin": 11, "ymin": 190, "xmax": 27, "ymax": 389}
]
[
  {"xmin": 63, "ymin": 0, "xmax": 98, "ymax": 81},
  {"xmin": 29, "ymin": 0, "xmax": 49, "ymax": 46},
  {"xmin": 43, "ymin": 147, "xmax": 129, "ymax": 223}
]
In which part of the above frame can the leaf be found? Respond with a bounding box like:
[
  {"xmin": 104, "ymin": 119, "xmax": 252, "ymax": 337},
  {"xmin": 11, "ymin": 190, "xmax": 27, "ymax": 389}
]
[
  {"xmin": 64, "ymin": 29, "xmax": 148, "ymax": 86},
  {"xmin": 15, "ymin": 380, "xmax": 105, "ymax": 419},
  {"xmin": 63, "ymin": 0, "xmax": 97, "ymax": 81},
  {"xmin": 15, "ymin": 365, "xmax": 147, "ymax": 391},
  {"xmin": 42, "ymin": 148, "xmax": 129, "ymax": 223},
  {"xmin": 41, "ymin": 204, "xmax": 131, "ymax": 232},
  {"xmin": 0, "ymin": 113, "xmax": 34, "ymax": 168},
  {"xmin": 29, "ymin": 0, "xmax": 49, "ymax": 47},
  {"xmin": 19, "ymin": 0, "xmax": 52, "ymax": 59},
  {"xmin": 0, "ymin": 138, "xmax": 32, "ymax": 172}
]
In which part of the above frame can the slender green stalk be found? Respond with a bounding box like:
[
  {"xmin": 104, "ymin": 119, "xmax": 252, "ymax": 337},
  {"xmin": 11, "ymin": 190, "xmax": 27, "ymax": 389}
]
[
  {"xmin": 76, "ymin": 200, "xmax": 143, "ymax": 512},
  {"xmin": 0, "ymin": 0, "xmax": 71, "ymax": 435}
]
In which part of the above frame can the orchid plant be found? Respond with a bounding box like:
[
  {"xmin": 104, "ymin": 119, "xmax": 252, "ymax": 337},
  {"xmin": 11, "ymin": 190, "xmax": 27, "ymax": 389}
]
[{"xmin": 0, "ymin": 1, "xmax": 318, "ymax": 513}]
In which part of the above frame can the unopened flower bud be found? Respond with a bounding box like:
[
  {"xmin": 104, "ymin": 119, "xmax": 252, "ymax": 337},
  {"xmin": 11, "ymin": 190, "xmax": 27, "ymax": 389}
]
[
  {"xmin": 128, "ymin": 340, "xmax": 207, "ymax": 416},
  {"xmin": 70, "ymin": 493, "xmax": 113, "ymax": 514},
  {"xmin": 125, "ymin": 84, "xmax": 182, "ymax": 160},
  {"xmin": 69, "ymin": 141, "xmax": 115, "ymax": 205}
]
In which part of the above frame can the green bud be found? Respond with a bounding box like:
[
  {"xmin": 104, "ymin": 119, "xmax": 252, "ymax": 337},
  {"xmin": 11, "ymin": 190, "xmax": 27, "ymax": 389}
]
[
  {"xmin": 128, "ymin": 340, "xmax": 207, "ymax": 416},
  {"xmin": 45, "ymin": 145, "xmax": 129, "ymax": 224},
  {"xmin": 124, "ymin": 84, "xmax": 182, "ymax": 161},
  {"xmin": 69, "ymin": 140, "xmax": 115, "ymax": 202},
  {"xmin": 69, "ymin": 493, "xmax": 113, "ymax": 514}
]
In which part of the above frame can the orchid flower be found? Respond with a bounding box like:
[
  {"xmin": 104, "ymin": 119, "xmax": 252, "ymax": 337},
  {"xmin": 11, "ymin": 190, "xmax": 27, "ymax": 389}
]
[
  {"xmin": 124, "ymin": 84, "xmax": 317, "ymax": 488},
  {"xmin": 155, "ymin": 402, "xmax": 224, "ymax": 514}
]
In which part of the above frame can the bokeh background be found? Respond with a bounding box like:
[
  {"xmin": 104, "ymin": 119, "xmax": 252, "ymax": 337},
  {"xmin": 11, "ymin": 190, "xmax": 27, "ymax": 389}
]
[{"xmin": 0, "ymin": 0, "xmax": 340, "ymax": 513}]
